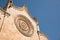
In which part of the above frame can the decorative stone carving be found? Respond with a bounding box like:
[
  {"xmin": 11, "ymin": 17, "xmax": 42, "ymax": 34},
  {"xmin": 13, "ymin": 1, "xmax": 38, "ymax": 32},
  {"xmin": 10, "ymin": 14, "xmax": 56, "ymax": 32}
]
[
  {"xmin": 14, "ymin": 15, "xmax": 34, "ymax": 37},
  {"xmin": 0, "ymin": 0, "xmax": 48, "ymax": 40}
]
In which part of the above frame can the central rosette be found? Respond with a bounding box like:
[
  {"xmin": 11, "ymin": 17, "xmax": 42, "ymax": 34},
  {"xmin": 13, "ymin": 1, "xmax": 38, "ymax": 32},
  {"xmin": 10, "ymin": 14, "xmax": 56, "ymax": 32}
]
[{"xmin": 19, "ymin": 20, "xmax": 29, "ymax": 31}]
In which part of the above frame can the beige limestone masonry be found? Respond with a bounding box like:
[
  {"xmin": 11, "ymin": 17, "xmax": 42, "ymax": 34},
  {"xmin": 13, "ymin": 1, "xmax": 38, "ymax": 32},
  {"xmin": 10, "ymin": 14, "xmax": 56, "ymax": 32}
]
[{"xmin": 0, "ymin": 0, "xmax": 48, "ymax": 40}]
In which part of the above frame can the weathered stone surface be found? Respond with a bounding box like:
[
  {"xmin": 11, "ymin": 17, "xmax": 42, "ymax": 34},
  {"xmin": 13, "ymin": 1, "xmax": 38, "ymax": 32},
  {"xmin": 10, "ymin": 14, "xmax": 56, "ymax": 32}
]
[
  {"xmin": 38, "ymin": 31, "xmax": 48, "ymax": 40},
  {"xmin": 0, "ymin": 0, "xmax": 48, "ymax": 40},
  {"xmin": 0, "ymin": 5, "xmax": 39, "ymax": 40}
]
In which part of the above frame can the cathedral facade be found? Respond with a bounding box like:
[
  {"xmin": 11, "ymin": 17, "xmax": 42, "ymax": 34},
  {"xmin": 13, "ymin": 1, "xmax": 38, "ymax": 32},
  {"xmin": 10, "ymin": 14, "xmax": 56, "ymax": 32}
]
[{"xmin": 0, "ymin": 0, "xmax": 48, "ymax": 40}]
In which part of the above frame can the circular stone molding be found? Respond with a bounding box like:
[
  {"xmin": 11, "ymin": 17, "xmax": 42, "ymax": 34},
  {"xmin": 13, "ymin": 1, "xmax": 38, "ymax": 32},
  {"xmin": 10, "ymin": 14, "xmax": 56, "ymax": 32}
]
[{"xmin": 14, "ymin": 15, "xmax": 34, "ymax": 37}]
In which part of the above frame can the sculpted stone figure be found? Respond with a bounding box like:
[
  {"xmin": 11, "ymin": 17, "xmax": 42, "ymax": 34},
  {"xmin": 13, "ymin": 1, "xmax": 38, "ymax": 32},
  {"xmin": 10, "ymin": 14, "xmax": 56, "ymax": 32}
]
[{"xmin": 0, "ymin": 0, "xmax": 48, "ymax": 40}]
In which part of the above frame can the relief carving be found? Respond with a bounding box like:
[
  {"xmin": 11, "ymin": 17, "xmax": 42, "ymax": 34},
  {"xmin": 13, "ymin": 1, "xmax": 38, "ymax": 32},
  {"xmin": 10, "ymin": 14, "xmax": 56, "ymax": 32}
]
[{"xmin": 14, "ymin": 15, "xmax": 34, "ymax": 37}]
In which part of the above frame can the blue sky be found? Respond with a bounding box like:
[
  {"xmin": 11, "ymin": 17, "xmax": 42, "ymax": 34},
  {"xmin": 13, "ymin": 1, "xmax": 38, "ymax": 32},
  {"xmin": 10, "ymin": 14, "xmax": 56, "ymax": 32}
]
[{"xmin": 0, "ymin": 0, "xmax": 60, "ymax": 40}]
